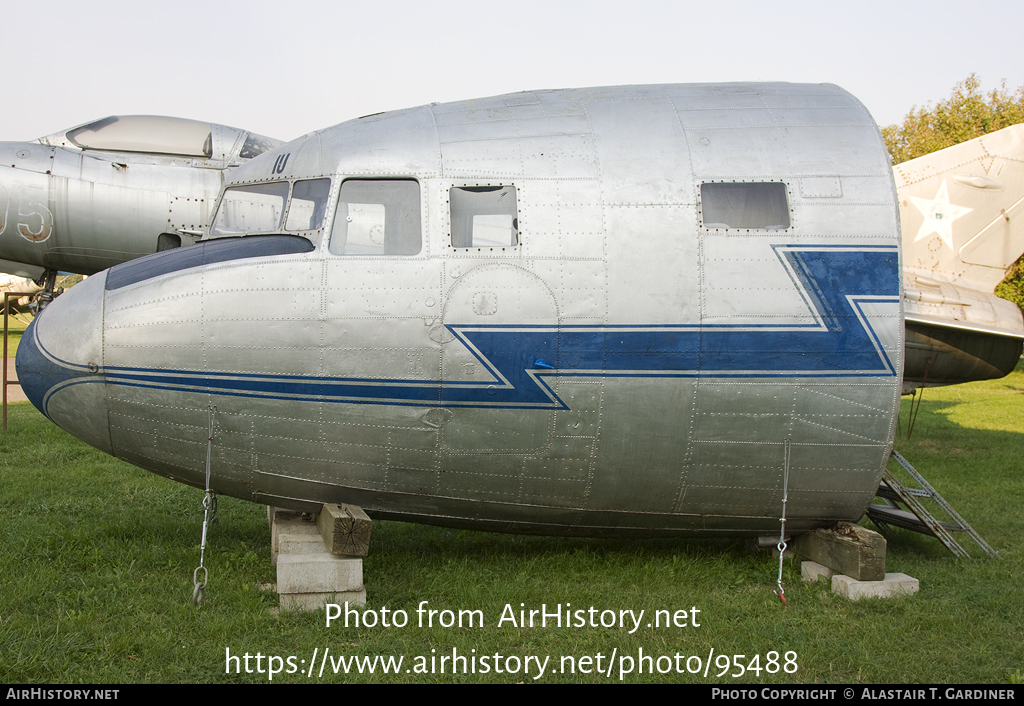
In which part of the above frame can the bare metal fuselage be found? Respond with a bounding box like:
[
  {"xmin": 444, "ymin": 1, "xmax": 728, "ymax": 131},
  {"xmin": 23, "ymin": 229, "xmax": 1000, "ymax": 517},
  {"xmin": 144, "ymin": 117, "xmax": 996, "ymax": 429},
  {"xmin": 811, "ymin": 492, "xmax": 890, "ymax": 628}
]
[
  {"xmin": 18, "ymin": 84, "xmax": 904, "ymax": 536},
  {"xmin": 0, "ymin": 116, "xmax": 281, "ymax": 277}
]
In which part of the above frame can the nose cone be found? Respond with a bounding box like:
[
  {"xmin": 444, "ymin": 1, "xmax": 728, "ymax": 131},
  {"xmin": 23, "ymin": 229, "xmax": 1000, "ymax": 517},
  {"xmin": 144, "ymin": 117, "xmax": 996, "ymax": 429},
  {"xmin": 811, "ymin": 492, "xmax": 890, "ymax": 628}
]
[{"xmin": 16, "ymin": 273, "xmax": 112, "ymax": 454}]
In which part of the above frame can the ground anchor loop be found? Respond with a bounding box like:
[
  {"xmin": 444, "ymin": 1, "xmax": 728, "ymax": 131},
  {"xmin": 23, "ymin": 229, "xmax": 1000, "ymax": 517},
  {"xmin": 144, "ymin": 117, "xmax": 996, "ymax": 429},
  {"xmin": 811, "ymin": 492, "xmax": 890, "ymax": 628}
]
[{"xmin": 192, "ymin": 566, "xmax": 208, "ymax": 606}]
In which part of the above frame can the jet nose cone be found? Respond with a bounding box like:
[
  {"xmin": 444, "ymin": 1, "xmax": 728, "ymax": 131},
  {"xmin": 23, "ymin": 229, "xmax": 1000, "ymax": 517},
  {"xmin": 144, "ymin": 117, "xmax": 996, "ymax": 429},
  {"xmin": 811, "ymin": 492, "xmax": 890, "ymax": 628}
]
[{"xmin": 15, "ymin": 273, "xmax": 112, "ymax": 454}]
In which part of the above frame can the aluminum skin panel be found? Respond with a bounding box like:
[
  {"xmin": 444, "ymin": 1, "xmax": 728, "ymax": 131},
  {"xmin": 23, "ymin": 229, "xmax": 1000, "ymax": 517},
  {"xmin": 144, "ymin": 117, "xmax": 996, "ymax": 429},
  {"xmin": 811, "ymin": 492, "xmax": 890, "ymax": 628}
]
[{"xmin": 18, "ymin": 83, "xmax": 903, "ymax": 537}]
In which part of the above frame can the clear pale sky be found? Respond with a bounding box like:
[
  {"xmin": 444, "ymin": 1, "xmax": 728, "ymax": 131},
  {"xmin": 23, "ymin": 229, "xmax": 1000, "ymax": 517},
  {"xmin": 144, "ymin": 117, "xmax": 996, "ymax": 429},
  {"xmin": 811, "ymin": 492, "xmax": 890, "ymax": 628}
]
[{"xmin": 3, "ymin": 0, "xmax": 1022, "ymax": 142}]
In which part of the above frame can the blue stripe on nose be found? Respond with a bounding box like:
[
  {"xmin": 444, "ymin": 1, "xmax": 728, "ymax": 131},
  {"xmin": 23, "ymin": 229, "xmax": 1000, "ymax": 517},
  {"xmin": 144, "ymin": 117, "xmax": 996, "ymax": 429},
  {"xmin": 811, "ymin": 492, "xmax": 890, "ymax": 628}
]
[{"xmin": 15, "ymin": 315, "xmax": 88, "ymax": 418}]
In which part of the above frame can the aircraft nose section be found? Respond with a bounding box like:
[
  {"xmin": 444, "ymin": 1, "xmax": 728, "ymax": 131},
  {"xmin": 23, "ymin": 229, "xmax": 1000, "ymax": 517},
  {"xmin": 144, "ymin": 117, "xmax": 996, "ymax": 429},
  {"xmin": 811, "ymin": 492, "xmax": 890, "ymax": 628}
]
[
  {"xmin": 16, "ymin": 316, "xmax": 65, "ymax": 413},
  {"xmin": 16, "ymin": 273, "xmax": 113, "ymax": 454}
]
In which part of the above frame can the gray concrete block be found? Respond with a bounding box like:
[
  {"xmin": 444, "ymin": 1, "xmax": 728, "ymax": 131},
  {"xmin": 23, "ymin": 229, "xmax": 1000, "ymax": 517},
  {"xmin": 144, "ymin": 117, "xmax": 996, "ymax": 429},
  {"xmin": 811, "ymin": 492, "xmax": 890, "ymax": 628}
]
[
  {"xmin": 277, "ymin": 525, "xmax": 327, "ymax": 556},
  {"xmin": 268, "ymin": 504, "xmax": 369, "ymax": 610},
  {"xmin": 831, "ymin": 572, "xmax": 919, "ymax": 600},
  {"xmin": 801, "ymin": 560, "xmax": 835, "ymax": 582},
  {"xmin": 267, "ymin": 505, "xmax": 305, "ymax": 530},
  {"xmin": 277, "ymin": 553, "xmax": 364, "ymax": 595},
  {"xmin": 270, "ymin": 512, "xmax": 323, "ymax": 565},
  {"xmin": 281, "ymin": 590, "xmax": 366, "ymax": 612}
]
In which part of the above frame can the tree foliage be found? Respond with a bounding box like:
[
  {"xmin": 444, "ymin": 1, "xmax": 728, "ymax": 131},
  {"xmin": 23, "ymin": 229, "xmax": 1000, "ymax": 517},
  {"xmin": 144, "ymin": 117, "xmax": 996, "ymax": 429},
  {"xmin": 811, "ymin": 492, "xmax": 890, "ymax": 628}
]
[
  {"xmin": 995, "ymin": 262, "xmax": 1024, "ymax": 312},
  {"xmin": 882, "ymin": 75, "xmax": 1024, "ymax": 313},
  {"xmin": 882, "ymin": 74, "xmax": 1024, "ymax": 164}
]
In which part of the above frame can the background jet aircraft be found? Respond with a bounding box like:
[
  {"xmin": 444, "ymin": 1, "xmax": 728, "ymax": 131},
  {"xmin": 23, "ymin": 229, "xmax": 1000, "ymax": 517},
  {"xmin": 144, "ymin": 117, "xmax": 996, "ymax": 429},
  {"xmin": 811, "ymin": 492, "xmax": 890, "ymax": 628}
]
[
  {"xmin": 18, "ymin": 82, "xmax": 903, "ymax": 538},
  {"xmin": 896, "ymin": 124, "xmax": 1024, "ymax": 392},
  {"xmin": 0, "ymin": 273, "xmax": 40, "ymax": 321},
  {"xmin": 0, "ymin": 115, "xmax": 282, "ymax": 288}
]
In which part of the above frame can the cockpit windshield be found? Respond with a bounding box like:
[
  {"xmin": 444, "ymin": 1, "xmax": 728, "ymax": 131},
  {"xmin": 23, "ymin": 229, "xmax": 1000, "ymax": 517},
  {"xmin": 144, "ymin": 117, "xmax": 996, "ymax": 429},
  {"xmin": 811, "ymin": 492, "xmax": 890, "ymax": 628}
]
[
  {"xmin": 66, "ymin": 116, "xmax": 214, "ymax": 157},
  {"xmin": 240, "ymin": 133, "xmax": 283, "ymax": 159},
  {"xmin": 210, "ymin": 182, "xmax": 290, "ymax": 235},
  {"xmin": 210, "ymin": 179, "xmax": 331, "ymax": 237}
]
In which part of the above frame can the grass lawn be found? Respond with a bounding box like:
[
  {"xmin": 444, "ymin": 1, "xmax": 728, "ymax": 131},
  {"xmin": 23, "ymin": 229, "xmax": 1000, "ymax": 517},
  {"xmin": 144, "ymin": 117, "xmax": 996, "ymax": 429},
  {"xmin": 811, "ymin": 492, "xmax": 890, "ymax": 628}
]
[
  {"xmin": 3, "ymin": 314, "xmax": 28, "ymax": 358},
  {"xmin": 0, "ymin": 364, "xmax": 1022, "ymax": 683}
]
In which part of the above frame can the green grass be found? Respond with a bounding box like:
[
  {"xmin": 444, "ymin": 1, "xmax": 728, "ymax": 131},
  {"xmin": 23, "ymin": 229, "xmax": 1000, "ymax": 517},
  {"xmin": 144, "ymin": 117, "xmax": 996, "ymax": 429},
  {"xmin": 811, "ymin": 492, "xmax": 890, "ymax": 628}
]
[
  {"xmin": 3, "ymin": 315, "xmax": 28, "ymax": 358},
  {"xmin": 1, "ymin": 365, "xmax": 1023, "ymax": 683}
]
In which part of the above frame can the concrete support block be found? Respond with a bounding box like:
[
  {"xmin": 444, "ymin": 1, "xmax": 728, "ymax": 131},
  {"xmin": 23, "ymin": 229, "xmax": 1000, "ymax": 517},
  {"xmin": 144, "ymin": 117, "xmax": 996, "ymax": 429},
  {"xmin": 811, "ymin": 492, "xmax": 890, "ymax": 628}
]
[
  {"xmin": 278, "ymin": 527, "xmax": 329, "ymax": 556},
  {"xmin": 267, "ymin": 505, "xmax": 368, "ymax": 611},
  {"xmin": 793, "ymin": 522, "xmax": 886, "ymax": 581},
  {"xmin": 801, "ymin": 560, "xmax": 835, "ymax": 582},
  {"xmin": 267, "ymin": 505, "xmax": 305, "ymax": 525},
  {"xmin": 268, "ymin": 507, "xmax": 317, "ymax": 565},
  {"xmin": 277, "ymin": 553, "xmax": 363, "ymax": 595},
  {"xmin": 281, "ymin": 590, "xmax": 366, "ymax": 612},
  {"xmin": 271, "ymin": 519, "xmax": 322, "ymax": 566},
  {"xmin": 831, "ymin": 573, "xmax": 919, "ymax": 600}
]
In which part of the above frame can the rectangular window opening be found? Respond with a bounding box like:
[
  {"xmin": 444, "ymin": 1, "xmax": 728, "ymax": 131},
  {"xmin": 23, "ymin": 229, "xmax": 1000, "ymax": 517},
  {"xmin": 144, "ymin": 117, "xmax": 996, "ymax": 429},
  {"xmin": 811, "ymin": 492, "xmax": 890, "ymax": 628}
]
[
  {"xmin": 329, "ymin": 179, "xmax": 421, "ymax": 256},
  {"xmin": 450, "ymin": 185, "xmax": 518, "ymax": 248},
  {"xmin": 701, "ymin": 182, "xmax": 790, "ymax": 230},
  {"xmin": 286, "ymin": 178, "xmax": 331, "ymax": 232}
]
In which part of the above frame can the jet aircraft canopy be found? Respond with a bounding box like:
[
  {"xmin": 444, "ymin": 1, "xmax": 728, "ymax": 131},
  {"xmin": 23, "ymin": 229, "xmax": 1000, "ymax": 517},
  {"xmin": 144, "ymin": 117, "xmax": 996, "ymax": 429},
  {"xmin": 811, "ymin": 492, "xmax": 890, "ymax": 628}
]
[
  {"xmin": 38, "ymin": 116, "xmax": 282, "ymax": 160},
  {"xmin": 67, "ymin": 116, "xmax": 214, "ymax": 157}
]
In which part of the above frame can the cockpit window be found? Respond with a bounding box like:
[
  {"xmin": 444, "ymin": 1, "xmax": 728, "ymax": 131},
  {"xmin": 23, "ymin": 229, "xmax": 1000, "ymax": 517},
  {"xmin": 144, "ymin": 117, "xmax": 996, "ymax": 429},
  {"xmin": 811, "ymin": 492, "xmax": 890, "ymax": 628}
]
[
  {"xmin": 286, "ymin": 179, "xmax": 331, "ymax": 231},
  {"xmin": 700, "ymin": 182, "xmax": 791, "ymax": 230},
  {"xmin": 240, "ymin": 132, "xmax": 283, "ymax": 159},
  {"xmin": 210, "ymin": 182, "xmax": 290, "ymax": 235},
  {"xmin": 329, "ymin": 180, "xmax": 421, "ymax": 256},
  {"xmin": 66, "ymin": 115, "xmax": 214, "ymax": 157}
]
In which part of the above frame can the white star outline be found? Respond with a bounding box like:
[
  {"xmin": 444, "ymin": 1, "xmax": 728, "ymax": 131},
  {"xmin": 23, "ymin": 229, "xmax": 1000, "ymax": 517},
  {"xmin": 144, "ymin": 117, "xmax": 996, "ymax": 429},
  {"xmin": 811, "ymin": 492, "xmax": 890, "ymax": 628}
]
[{"xmin": 909, "ymin": 179, "xmax": 972, "ymax": 250}]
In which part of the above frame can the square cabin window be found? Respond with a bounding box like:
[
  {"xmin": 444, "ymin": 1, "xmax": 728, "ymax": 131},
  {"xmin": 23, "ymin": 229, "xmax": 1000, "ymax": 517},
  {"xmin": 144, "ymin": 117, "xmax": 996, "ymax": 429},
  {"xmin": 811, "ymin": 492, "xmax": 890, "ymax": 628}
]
[
  {"xmin": 285, "ymin": 178, "xmax": 331, "ymax": 231},
  {"xmin": 329, "ymin": 179, "xmax": 421, "ymax": 255},
  {"xmin": 700, "ymin": 182, "xmax": 790, "ymax": 230},
  {"xmin": 450, "ymin": 185, "xmax": 518, "ymax": 248}
]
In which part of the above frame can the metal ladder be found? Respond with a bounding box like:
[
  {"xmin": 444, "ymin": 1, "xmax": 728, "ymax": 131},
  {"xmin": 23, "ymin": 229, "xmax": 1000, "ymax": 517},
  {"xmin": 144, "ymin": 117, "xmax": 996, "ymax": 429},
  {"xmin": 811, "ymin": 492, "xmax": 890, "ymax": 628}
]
[{"xmin": 866, "ymin": 450, "xmax": 998, "ymax": 559}]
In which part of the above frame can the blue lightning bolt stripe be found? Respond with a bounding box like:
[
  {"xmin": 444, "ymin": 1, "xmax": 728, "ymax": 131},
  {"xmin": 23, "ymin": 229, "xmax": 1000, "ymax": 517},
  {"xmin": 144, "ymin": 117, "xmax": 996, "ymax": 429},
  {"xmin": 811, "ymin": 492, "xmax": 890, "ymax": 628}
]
[{"xmin": 26, "ymin": 245, "xmax": 900, "ymax": 415}]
